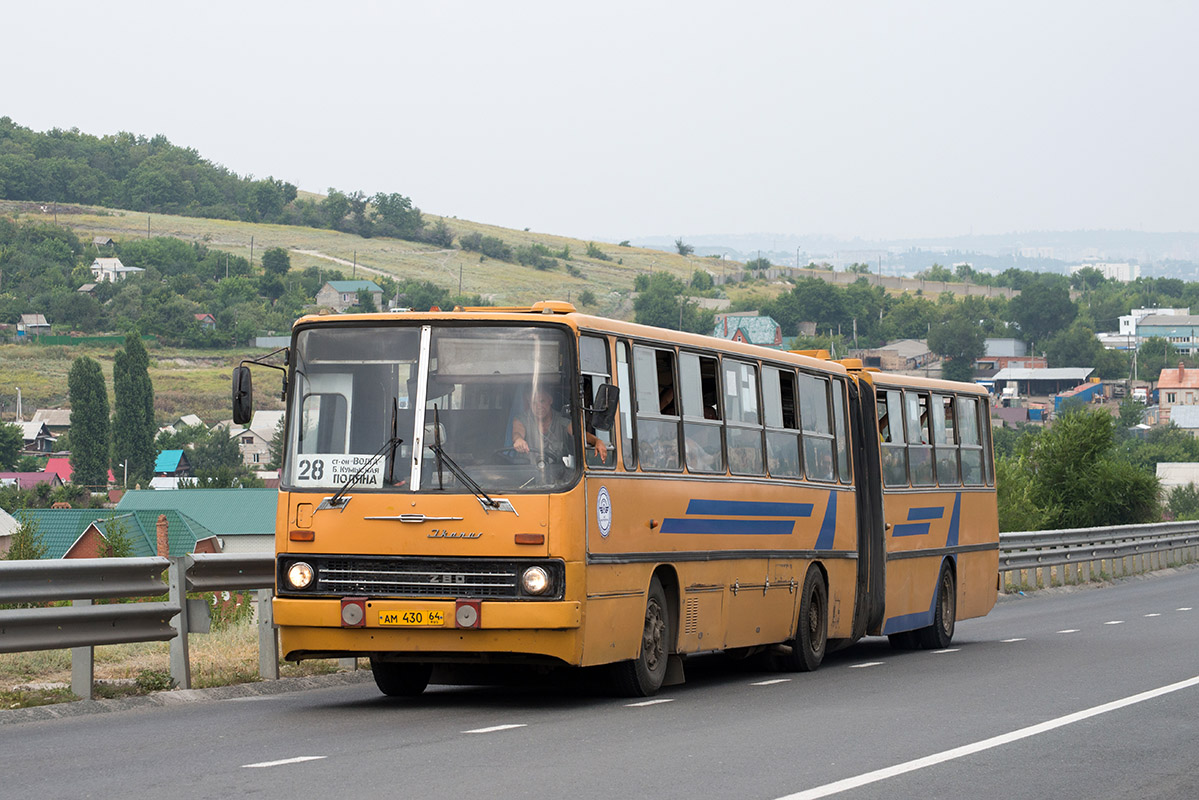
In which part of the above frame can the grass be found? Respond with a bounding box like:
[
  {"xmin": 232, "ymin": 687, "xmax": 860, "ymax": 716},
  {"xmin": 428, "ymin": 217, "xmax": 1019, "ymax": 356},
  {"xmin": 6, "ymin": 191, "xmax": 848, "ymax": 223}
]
[{"xmin": 0, "ymin": 615, "xmax": 360, "ymax": 709}]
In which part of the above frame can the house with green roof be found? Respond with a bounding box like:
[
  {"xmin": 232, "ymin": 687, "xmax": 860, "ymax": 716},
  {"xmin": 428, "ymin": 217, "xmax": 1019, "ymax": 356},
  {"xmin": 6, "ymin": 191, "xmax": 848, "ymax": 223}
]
[
  {"xmin": 713, "ymin": 313, "xmax": 784, "ymax": 349},
  {"xmin": 116, "ymin": 488, "xmax": 277, "ymax": 553},
  {"xmin": 13, "ymin": 508, "xmax": 218, "ymax": 559},
  {"xmin": 316, "ymin": 279, "xmax": 384, "ymax": 312}
]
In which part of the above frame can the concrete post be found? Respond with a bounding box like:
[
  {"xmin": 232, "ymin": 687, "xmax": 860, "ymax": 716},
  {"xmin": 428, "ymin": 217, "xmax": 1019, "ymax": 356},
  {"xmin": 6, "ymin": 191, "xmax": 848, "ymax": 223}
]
[
  {"xmin": 168, "ymin": 558, "xmax": 191, "ymax": 690},
  {"xmin": 71, "ymin": 598, "xmax": 93, "ymax": 700},
  {"xmin": 257, "ymin": 588, "xmax": 279, "ymax": 680}
]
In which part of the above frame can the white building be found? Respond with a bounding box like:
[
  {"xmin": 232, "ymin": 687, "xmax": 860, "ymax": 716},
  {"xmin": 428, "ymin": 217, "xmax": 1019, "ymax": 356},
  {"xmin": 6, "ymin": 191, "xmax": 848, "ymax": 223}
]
[
  {"xmin": 90, "ymin": 257, "xmax": 145, "ymax": 282},
  {"xmin": 1069, "ymin": 262, "xmax": 1140, "ymax": 283}
]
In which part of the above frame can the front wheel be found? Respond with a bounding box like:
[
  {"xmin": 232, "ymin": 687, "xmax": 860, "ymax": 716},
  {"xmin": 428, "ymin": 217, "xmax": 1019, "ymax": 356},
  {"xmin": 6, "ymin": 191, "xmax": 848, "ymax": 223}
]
[
  {"xmin": 915, "ymin": 564, "xmax": 956, "ymax": 650},
  {"xmin": 778, "ymin": 567, "xmax": 827, "ymax": 672},
  {"xmin": 611, "ymin": 577, "xmax": 671, "ymax": 696},
  {"xmin": 370, "ymin": 659, "xmax": 432, "ymax": 697}
]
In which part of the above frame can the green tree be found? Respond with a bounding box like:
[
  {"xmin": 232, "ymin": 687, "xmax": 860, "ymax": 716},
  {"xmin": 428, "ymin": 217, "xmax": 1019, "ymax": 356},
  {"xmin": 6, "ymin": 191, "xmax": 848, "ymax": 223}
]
[
  {"xmin": 927, "ymin": 313, "xmax": 985, "ymax": 382},
  {"xmin": 1043, "ymin": 321, "xmax": 1104, "ymax": 369},
  {"xmin": 261, "ymin": 247, "xmax": 291, "ymax": 277},
  {"xmin": 674, "ymin": 238, "xmax": 694, "ymax": 256},
  {"xmin": 0, "ymin": 422, "xmax": 21, "ymax": 470},
  {"xmin": 746, "ymin": 257, "xmax": 771, "ymax": 271},
  {"xmin": 100, "ymin": 517, "xmax": 134, "ymax": 558},
  {"xmin": 113, "ymin": 333, "xmax": 156, "ymax": 487},
  {"xmin": 67, "ymin": 356, "xmax": 111, "ymax": 487},
  {"xmin": 1008, "ymin": 274, "xmax": 1075, "ymax": 344},
  {"xmin": 5, "ymin": 519, "xmax": 47, "ymax": 560},
  {"xmin": 356, "ymin": 288, "xmax": 378, "ymax": 312},
  {"xmin": 689, "ymin": 270, "xmax": 713, "ymax": 291}
]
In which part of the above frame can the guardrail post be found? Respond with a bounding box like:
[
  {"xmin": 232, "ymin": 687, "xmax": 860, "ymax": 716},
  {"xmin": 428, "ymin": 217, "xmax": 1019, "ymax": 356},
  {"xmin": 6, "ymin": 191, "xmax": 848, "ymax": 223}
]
[
  {"xmin": 168, "ymin": 558, "xmax": 191, "ymax": 690},
  {"xmin": 70, "ymin": 599, "xmax": 93, "ymax": 700},
  {"xmin": 257, "ymin": 588, "xmax": 278, "ymax": 680}
]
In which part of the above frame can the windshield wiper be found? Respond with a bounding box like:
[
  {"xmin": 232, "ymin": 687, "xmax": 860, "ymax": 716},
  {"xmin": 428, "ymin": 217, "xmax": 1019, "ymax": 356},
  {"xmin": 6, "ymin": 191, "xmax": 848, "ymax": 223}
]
[
  {"xmin": 428, "ymin": 405, "xmax": 499, "ymax": 510},
  {"xmin": 323, "ymin": 402, "xmax": 403, "ymax": 511}
]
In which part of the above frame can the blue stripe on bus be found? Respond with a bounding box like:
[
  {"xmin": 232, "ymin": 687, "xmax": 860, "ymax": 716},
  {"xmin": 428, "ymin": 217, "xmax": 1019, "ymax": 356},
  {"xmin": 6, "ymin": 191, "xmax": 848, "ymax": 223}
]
[
  {"xmin": 660, "ymin": 518, "xmax": 796, "ymax": 535},
  {"xmin": 907, "ymin": 507, "xmax": 945, "ymax": 521},
  {"xmin": 814, "ymin": 491, "xmax": 837, "ymax": 550},
  {"xmin": 946, "ymin": 493, "xmax": 961, "ymax": 548},
  {"xmin": 892, "ymin": 504, "xmax": 947, "ymax": 537},
  {"xmin": 685, "ymin": 499, "xmax": 814, "ymax": 517}
]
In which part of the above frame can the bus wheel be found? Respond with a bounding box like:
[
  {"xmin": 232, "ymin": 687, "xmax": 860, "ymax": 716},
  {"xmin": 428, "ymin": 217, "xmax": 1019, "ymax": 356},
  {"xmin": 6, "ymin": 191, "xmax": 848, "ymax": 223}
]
[
  {"xmin": 370, "ymin": 659, "xmax": 432, "ymax": 697},
  {"xmin": 887, "ymin": 631, "xmax": 918, "ymax": 650},
  {"xmin": 779, "ymin": 567, "xmax": 827, "ymax": 672},
  {"xmin": 612, "ymin": 577, "xmax": 670, "ymax": 696},
  {"xmin": 916, "ymin": 564, "xmax": 956, "ymax": 650}
]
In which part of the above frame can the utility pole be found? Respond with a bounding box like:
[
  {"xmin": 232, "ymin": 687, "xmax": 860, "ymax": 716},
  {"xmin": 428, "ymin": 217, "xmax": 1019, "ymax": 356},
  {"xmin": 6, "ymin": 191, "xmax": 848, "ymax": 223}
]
[
  {"xmin": 147, "ymin": 214, "xmax": 151, "ymax": 238},
  {"xmin": 249, "ymin": 236, "xmax": 254, "ymax": 270}
]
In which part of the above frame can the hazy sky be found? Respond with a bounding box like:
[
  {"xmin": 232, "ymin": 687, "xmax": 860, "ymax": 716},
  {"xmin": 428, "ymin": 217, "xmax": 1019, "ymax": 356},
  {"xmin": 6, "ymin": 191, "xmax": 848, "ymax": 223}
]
[{"xmin": 6, "ymin": 1, "xmax": 1198, "ymax": 241}]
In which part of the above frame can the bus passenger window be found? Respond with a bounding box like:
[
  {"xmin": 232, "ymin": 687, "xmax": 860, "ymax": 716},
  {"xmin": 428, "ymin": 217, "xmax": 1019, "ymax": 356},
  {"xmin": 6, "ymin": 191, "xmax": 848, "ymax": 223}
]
[
  {"xmin": 725, "ymin": 360, "xmax": 763, "ymax": 475},
  {"xmin": 879, "ymin": 389, "xmax": 907, "ymax": 487},
  {"xmin": 905, "ymin": 392, "xmax": 934, "ymax": 486},
  {"xmin": 831, "ymin": 379, "xmax": 851, "ymax": 483},
  {"xmin": 681, "ymin": 352, "xmax": 724, "ymax": 473},
  {"xmin": 764, "ymin": 367, "xmax": 800, "ymax": 478},
  {"xmin": 800, "ymin": 374, "xmax": 834, "ymax": 482},
  {"xmin": 959, "ymin": 395, "xmax": 984, "ymax": 485},
  {"xmin": 580, "ymin": 335, "xmax": 615, "ymax": 469},
  {"xmin": 616, "ymin": 342, "xmax": 636, "ymax": 470},
  {"xmin": 932, "ymin": 394, "xmax": 959, "ymax": 485},
  {"xmin": 633, "ymin": 345, "xmax": 681, "ymax": 471}
]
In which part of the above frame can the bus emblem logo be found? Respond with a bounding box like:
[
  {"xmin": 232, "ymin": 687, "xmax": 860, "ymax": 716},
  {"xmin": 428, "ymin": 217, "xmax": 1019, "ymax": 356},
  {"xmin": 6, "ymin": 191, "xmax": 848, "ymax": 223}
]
[{"xmin": 597, "ymin": 487, "xmax": 612, "ymax": 538}]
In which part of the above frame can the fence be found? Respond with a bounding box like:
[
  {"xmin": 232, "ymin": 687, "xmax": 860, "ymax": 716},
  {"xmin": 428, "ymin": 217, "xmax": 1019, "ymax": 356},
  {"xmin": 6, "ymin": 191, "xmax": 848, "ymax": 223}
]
[
  {"xmin": 2, "ymin": 523, "xmax": 1198, "ymax": 700},
  {"xmin": 0, "ymin": 553, "xmax": 275, "ymax": 700},
  {"xmin": 999, "ymin": 520, "xmax": 1199, "ymax": 591}
]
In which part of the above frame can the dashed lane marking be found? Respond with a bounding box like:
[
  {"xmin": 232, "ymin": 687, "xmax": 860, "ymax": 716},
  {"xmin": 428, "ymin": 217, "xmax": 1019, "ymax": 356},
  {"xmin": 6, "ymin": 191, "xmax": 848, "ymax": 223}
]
[
  {"xmin": 242, "ymin": 756, "xmax": 327, "ymax": 769},
  {"xmin": 625, "ymin": 698, "xmax": 675, "ymax": 707},
  {"xmin": 1057, "ymin": 629, "xmax": 1079, "ymax": 634},
  {"xmin": 463, "ymin": 724, "xmax": 527, "ymax": 734},
  {"xmin": 1104, "ymin": 620, "xmax": 1125, "ymax": 625},
  {"xmin": 1001, "ymin": 638, "xmax": 1026, "ymax": 643},
  {"xmin": 751, "ymin": 678, "xmax": 793, "ymax": 686},
  {"xmin": 849, "ymin": 662, "xmax": 884, "ymax": 669}
]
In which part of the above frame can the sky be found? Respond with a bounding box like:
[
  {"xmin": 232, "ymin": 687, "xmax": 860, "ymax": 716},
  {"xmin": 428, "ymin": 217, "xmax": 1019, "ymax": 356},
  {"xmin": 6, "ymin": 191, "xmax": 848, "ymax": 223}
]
[{"xmin": 5, "ymin": 1, "xmax": 1199, "ymax": 242}]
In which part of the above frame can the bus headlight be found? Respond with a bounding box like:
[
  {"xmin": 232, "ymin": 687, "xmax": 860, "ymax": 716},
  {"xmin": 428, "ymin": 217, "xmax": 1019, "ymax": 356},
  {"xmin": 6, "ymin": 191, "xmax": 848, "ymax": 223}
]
[
  {"xmin": 287, "ymin": 561, "xmax": 315, "ymax": 590},
  {"xmin": 521, "ymin": 566, "xmax": 550, "ymax": 595}
]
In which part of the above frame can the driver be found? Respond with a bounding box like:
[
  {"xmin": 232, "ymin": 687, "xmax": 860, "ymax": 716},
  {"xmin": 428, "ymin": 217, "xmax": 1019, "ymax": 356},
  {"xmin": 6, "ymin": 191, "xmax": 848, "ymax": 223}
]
[{"xmin": 513, "ymin": 388, "xmax": 608, "ymax": 462}]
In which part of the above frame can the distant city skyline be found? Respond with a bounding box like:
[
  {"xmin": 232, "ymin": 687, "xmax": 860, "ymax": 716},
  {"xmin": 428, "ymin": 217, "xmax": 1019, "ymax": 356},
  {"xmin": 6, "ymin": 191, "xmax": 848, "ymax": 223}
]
[{"xmin": 6, "ymin": 2, "xmax": 1198, "ymax": 243}]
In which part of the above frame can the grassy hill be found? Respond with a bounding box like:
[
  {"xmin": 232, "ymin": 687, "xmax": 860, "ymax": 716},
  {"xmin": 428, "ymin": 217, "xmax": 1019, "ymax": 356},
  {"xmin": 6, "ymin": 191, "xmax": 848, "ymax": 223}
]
[{"xmin": 0, "ymin": 199, "xmax": 735, "ymax": 317}]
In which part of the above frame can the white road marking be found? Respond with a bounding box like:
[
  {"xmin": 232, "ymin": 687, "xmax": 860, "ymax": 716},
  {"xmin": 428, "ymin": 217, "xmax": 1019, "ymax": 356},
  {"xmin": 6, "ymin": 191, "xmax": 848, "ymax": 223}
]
[
  {"xmin": 1104, "ymin": 620, "xmax": 1125, "ymax": 625},
  {"xmin": 242, "ymin": 756, "xmax": 326, "ymax": 769},
  {"xmin": 625, "ymin": 698, "xmax": 675, "ymax": 707},
  {"xmin": 931, "ymin": 648, "xmax": 959, "ymax": 654},
  {"xmin": 1144, "ymin": 613, "xmax": 1161, "ymax": 618},
  {"xmin": 463, "ymin": 724, "xmax": 527, "ymax": 734},
  {"xmin": 1179, "ymin": 607, "xmax": 1193, "ymax": 612},
  {"xmin": 751, "ymin": 678, "xmax": 793, "ymax": 686},
  {"xmin": 849, "ymin": 662, "xmax": 884, "ymax": 669},
  {"xmin": 1001, "ymin": 638, "xmax": 1026, "ymax": 643},
  {"xmin": 773, "ymin": 674, "xmax": 1199, "ymax": 800},
  {"xmin": 1057, "ymin": 629, "xmax": 1079, "ymax": 634}
]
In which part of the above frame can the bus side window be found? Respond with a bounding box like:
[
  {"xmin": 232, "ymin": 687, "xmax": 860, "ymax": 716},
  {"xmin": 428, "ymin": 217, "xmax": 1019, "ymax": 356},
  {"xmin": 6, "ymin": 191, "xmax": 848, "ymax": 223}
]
[
  {"xmin": 905, "ymin": 391, "xmax": 935, "ymax": 486},
  {"xmin": 633, "ymin": 345, "xmax": 681, "ymax": 471},
  {"xmin": 764, "ymin": 366, "xmax": 800, "ymax": 478},
  {"xmin": 880, "ymin": 389, "xmax": 908, "ymax": 487},
  {"xmin": 725, "ymin": 360, "xmax": 764, "ymax": 475},
  {"xmin": 580, "ymin": 335, "xmax": 615, "ymax": 469},
  {"xmin": 981, "ymin": 400, "xmax": 995, "ymax": 486},
  {"xmin": 932, "ymin": 393, "xmax": 960, "ymax": 485},
  {"xmin": 681, "ymin": 352, "xmax": 724, "ymax": 473},
  {"xmin": 799, "ymin": 374, "xmax": 834, "ymax": 481},
  {"xmin": 616, "ymin": 341, "xmax": 636, "ymax": 470},
  {"xmin": 831, "ymin": 378, "xmax": 852, "ymax": 483},
  {"xmin": 959, "ymin": 395, "xmax": 984, "ymax": 485}
]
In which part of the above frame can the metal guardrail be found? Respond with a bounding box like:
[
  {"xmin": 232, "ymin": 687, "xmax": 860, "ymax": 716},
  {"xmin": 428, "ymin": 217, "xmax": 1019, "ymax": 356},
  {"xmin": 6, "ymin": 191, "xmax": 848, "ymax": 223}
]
[
  {"xmin": 999, "ymin": 521, "xmax": 1199, "ymax": 590},
  {"xmin": 0, "ymin": 553, "xmax": 277, "ymax": 700}
]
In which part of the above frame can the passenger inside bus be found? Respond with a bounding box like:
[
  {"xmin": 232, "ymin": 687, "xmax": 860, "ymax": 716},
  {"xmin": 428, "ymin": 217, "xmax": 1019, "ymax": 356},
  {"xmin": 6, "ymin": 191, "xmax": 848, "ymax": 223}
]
[{"xmin": 512, "ymin": 388, "xmax": 609, "ymax": 462}]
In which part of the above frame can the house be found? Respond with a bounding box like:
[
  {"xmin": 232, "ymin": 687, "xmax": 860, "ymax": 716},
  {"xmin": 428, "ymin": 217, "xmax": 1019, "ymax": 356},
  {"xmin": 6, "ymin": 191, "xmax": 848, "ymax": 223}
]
[
  {"xmin": 1157, "ymin": 461, "xmax": 1199, "ymax": 490},
  {"xmin": 1137, "ymin": 315, "xmax": 1199, "ymax": 355},
  {"xmin": 16, "ymin": 313, "xmax": 50, "ymax": 339},
  {"xmin": 159, "ymin": 414, "xmax": 205, "ymax": 436},
  {"xmin": 151, "ymin": 449, "xmax": 193, "ymax": 488},
  {"xmin": 42, "ymin": 454, "xmax": 115, "ymax": 487},
  {"xmin": 0, "ymin": 508, "xmax": 21, "ymax": 556},
  {"xmin": 31, "ymin": 408, "xmax": 72, "ymax": 437},
  {"xmin": 116, "ymin": 488, "xmax": 278, "ymax": 553},
  {"xmin": 92, "ymin": 236, "xmax": 115, "ymax": 248},
  {"xmin": 19, "ymin": 421, "xmax": 56, "ymax": 453},
  {"xmin": 0, "ymin": 472, "xmax": 64, "ymax": 490},
  {"xmin": 90, "ymin": 257, "xmax": 145, "ymax": 282},
  {"xmin": 712, "ymin": 314, "xmax": 784, "ymax": 349},
  {"xmin": 853, "ymin": 339, "xmax": 936, "ymax": 372},
  {"xmin": 315, "ymin": 280, "xmax": 384, "ymax": 312},
  {"xmin": 12, "ymin": 508, "xmax": 219, "ymax": 558},
  {"xmin": 1157, "ymin": 363, "xmax": 1199, "ymax": 424},
  {"xmin": 76, "ymin": 282, "xmax": 98, "ymax": 295},
  {"xmin": 1167, "ymin": 407, "xmax": 1199, "ymax": 438},
  {"xmin": 986, "ymin": 367, "xmax": 1094, "ymax": 398},
  {"xmin": 230, "ymin": 409, "xmax": 284, "ymax": 470},
  {"xmin": 194, "ymin": 313, "xmax": 216, "ymax": 331}
]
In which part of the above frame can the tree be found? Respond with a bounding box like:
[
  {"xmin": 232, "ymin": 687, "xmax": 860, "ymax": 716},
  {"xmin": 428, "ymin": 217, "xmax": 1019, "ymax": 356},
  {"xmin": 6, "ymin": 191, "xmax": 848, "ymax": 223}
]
[
  {"xmin": 1008, "ymin": 274, "xmax": 1075, "ymax": 344},
  {"xmin": 0, "ymin": 422, "xmax": 21, "ymax": 470},
  {"xmin": 927, "ymin": 313, "xmax": 985, "ymax": 381},
  {"xmin": 356, "ymin": 288, "xmax": 378, "ymax": 312},
  {"xmin": 67, "ymin": 356, "xmax": 111, "ymax": 487},
  {"xmin": 746, "ymin": 257, "xmax": 771, "ymax": 271},
  {"xmin": 100, "ymin": 517, "xmax": 134, "ymax": 558},
  {"xmin": 261, "ymin": 247, "xmax": 291, "ymax": 277},
  {"xmin": 267, "ymin": 418, "xmax": 285, "ymax": 470},
  {"xmin": 5, "ymin": 519, "xmax": 47, "ymax": 560},
  {"xmin": 674, "ymin": 238, "xmax": 694, "ymax": 256},
  {"xmin": 113, "ymin": 333, "xmax": 156, "ymax": 487}
]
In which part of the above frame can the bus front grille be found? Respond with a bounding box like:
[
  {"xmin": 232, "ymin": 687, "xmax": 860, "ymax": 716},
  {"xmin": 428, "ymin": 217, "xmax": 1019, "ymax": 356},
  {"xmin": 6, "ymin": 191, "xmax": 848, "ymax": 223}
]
[{"xmin": 277, "ymin": 556, "xmax": 565, "ymax": 600}]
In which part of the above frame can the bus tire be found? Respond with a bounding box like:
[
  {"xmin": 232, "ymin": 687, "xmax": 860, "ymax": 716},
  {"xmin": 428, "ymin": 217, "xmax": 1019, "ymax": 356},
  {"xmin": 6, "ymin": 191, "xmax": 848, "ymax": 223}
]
[
  {"xmin": 370, "ymin": 659, "xmax": 432, "ymax": 697},
  {"xmin": 915, "ymin": 564, "xmax": 956, "ymax": 650},
  {"xmin": 612, "ymin": 576, "xmax": 670, "ymax": 697},
  {"xmin": 887, "ymin": 631, "xmax": 919, "ymax": 650},
  {"xmin": 779, "ymin": 567, "xmax": 827, "ymax": 672}
]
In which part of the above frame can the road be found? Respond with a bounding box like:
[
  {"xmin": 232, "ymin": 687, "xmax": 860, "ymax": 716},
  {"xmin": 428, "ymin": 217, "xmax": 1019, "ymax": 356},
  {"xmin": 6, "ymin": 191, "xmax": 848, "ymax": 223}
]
[{"xmin": 2, "ymin": 568, "xmax": 1197, "ymax": 800}]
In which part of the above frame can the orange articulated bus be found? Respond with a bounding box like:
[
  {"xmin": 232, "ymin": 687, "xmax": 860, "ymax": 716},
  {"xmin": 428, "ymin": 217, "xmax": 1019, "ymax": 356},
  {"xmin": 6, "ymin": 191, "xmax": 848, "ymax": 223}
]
[{"xmin": 233, "ymin": 301, "xmax": 998, "ymax": 697}]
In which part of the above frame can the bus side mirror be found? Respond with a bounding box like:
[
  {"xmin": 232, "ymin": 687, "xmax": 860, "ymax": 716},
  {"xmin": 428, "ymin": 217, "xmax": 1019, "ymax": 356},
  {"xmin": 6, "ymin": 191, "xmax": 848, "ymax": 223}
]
[
  {"xmin": 232, "ymin": 365, "xmax": 253, "ymax": 425},
  {"xmin": 587, "ymin": 383, "xmax": 619, "ymax": 431}
]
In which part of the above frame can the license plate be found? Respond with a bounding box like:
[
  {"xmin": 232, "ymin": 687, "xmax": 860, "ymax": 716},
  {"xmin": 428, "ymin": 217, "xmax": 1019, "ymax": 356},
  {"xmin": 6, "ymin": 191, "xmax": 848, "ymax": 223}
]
[{"xmin": 379, "ymin": 609, "xmax": 445, "ymax": 627}]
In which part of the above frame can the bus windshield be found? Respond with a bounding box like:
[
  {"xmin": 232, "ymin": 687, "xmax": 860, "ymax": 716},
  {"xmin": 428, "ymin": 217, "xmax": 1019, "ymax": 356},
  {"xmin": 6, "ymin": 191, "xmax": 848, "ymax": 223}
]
[{"xmin": 283, "ymin": 323, "xmax": 580, "ymax": 494}]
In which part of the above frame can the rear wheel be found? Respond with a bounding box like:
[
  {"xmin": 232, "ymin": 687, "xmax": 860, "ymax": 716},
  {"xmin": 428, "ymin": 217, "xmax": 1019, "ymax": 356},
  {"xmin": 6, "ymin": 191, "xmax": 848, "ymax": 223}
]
[
  {"xmin": 915, "ymin": 564, "xmax": 956, "ymax": 650},
  {"xmin": 611, "ymin": 577, "xmax": 670, "ymax": 696},
  {"xmin": 370, "ymin": 659, "xmax": 432, "ymax": 696},
  {"xmin": 779, "ymin": 567, "xmax": 827, "ymax": 672}
]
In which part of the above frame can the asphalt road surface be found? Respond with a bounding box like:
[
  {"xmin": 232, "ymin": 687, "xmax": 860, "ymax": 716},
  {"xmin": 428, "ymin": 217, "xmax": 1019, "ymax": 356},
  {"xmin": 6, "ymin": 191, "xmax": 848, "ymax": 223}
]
[{"xmin": 3, "ymin": 567, "xmax": 1196, "ymax": 800}]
